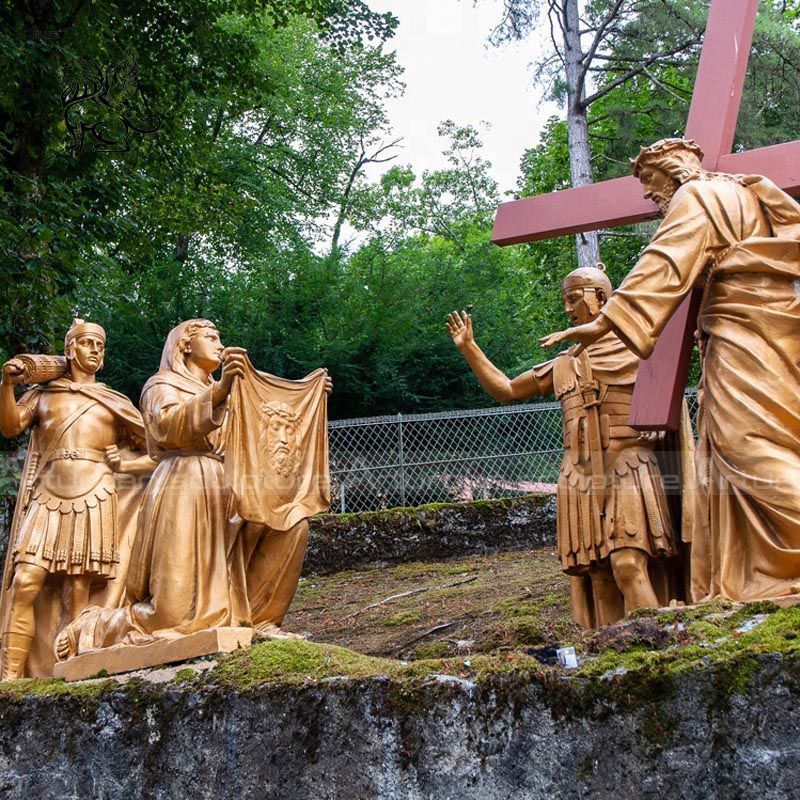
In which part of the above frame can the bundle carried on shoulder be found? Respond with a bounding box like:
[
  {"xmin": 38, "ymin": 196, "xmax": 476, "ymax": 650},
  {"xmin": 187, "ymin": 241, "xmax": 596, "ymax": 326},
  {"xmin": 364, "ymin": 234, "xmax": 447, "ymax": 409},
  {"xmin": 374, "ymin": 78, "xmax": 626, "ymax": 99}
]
[{"xmin": 16, "ymin": 354, "xmax": 69, "ymax": 384}]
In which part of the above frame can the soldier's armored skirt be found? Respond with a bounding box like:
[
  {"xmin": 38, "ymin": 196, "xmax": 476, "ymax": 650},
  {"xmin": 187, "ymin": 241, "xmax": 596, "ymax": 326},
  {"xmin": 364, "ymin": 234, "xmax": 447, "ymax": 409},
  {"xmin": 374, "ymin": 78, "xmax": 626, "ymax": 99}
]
[
  {"xmin": 551, "ymin": 354, "xmax": 677, "ymax": 574},
  {"xmin": 13, "ymin": 451, "xmax": 118, "ymax": 578}
]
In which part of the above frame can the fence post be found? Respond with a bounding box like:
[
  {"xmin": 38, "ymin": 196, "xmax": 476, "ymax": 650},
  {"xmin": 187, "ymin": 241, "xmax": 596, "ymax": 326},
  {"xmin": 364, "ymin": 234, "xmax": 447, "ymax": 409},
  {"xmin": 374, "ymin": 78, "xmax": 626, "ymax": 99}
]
[
  {"xmin": 340, "ymin": 484, "xmax": 346, "ymax": 514},
  {"xmin": 397, "ymin": 412, "xmax": 406, "ymax": 507}
]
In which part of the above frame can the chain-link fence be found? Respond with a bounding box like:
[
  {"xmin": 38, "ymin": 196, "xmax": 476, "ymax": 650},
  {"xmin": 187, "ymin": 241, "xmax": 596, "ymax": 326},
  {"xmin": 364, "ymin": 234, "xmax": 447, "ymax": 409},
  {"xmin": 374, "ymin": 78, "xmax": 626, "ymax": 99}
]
[
  {"xmin": 330, "ymin": 390, "xmax": 699, "ymax": 513},
  {"xmin": 0, "ymin": 392, "xmax": 700, "ymax": 520}
]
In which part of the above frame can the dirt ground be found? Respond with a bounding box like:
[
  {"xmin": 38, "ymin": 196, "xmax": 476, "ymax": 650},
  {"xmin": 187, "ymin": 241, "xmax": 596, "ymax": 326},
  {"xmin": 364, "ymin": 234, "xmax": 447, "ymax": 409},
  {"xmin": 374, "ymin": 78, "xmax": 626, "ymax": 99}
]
[{"xmin": 285, "ymin": 547, "xmax": 582, "ymax": 660}]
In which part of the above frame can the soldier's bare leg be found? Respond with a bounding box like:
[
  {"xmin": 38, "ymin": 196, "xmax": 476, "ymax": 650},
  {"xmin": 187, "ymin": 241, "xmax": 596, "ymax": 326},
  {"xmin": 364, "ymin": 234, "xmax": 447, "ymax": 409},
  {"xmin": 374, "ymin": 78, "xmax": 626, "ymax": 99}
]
[
  {"xmin": 569, "ymin": 575, "xmax": 595, "ymax": 629},
  {"xmin": 1, "ymin": 563, "xmax": 48, "ymax": 679},
  {"xmin": 610, "ymin": 548, "xmax": 659, "ymax": 615},
  {"xmin": 589, "ymin": 565, "xmax": 625, "ymax": 627},
  {"xmin": 69, "ymin": 575, "xmax": 92, "ymax": 620}
]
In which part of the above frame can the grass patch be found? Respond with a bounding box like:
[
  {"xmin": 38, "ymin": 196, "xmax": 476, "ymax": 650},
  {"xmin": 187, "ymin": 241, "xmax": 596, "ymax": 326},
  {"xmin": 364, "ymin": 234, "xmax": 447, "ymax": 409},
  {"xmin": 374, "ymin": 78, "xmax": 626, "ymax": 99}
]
[
  {"xmin": 568, "ymin": 603, "xmax": 800, "ymax": 715},
  {"xmin": 211, "ymin": 640, "xmax": 405, "ymax": 689},
  {"xmin": 209, "ymin": 639, "xmax": 548, "ymax": 691},
  {"xmin": 0, "ymin": 677, "xmax": 116, "ymax": 700},
  {"xmin": 383, "ymin": 610, "xmax": 422, "ymax": 627}
]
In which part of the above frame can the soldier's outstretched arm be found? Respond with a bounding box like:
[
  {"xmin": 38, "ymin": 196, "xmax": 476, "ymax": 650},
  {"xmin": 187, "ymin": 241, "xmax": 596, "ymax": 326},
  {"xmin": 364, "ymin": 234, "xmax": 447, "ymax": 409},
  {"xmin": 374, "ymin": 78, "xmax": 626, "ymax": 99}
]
[
  {"xmin": 539, "ymin": 315, "xmax": 613, "ymax": 354},
  {"xmin": 0, "ymin": 359, "xmax": 31, "ymax": 438},
  {"xmin": 447, "ymin": 311, "xmax": 540, "ymax": 403}
]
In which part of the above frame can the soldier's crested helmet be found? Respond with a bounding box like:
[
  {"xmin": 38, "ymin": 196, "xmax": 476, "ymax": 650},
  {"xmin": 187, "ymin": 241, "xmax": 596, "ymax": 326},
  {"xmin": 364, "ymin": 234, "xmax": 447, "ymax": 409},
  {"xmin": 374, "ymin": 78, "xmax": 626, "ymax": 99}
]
[{"xmin": 64, "ymin": 318, "xmax": 106, "ymax": 351}]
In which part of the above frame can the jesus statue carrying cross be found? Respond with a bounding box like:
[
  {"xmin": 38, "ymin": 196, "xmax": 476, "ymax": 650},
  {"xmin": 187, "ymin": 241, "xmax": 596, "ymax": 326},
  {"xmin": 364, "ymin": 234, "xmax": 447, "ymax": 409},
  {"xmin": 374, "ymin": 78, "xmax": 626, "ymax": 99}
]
[
  {"xmin": 492, "ymin": 0, "xmax": 800, "ymax": 604},
  {"xmin": 541, "ymin": 136, "xmax": 800, "ymax": 604}
]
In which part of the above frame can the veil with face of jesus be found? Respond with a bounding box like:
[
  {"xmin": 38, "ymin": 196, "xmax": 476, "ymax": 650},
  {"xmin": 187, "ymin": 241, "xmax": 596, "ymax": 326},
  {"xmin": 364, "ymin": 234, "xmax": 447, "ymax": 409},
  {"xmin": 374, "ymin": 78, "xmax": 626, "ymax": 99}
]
[{"xmin": 224, "ymin": 357, "xmax": 329, "ymax": 531}]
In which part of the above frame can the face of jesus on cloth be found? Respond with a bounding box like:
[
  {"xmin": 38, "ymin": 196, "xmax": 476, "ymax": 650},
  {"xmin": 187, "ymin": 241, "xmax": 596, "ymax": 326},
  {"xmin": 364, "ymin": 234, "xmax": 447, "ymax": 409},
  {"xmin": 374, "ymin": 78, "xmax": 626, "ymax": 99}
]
[{"xmin": 260, "ymin": 402, "xmax": 299, "ymax": 477}]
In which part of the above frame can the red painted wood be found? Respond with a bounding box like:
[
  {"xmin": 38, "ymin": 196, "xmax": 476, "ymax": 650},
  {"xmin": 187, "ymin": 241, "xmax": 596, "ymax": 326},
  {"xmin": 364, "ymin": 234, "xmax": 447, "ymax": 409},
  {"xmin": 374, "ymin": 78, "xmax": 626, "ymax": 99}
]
[
  {"xmin": 630, "ymin": 0, "xmax": 759, "ymax": 429},
  {"xmin": 491, "ymin": 138, "xmax": 800, "ymax": 245},
  {"xmin": 492, "ymin": 0, "xmax": 763, "ymax": 248},
  {"xmin": 720, "ymin": 140, "xmax": 800, "ymax": 194},
  {"xmin": 685, "ymin": 0, "xmax": 759, "ymax": 167},
  {"xmin": 628, "ymin": 289, "xmax": 703, "ymax": 431},
  {"xmin": 492, "ymin": 176, "xmax": 657, "ymax": 246},
  {"xmin": 489, "ymin": 1, "xmax": 796, "ymax": 429}
]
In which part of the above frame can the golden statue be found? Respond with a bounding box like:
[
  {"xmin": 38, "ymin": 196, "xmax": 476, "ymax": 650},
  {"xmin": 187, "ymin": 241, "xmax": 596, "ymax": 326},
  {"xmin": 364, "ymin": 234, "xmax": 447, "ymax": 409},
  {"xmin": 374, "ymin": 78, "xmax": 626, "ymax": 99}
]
[
  {"xmin": 0, "ymin": 319, "xmax": 153, "ymax": 678},
  {"xmin": 542, "ymin": 138, "xmax": 800, "ymax": 603},
  {"xmin": 55, "ymin": 319, "xmax": 331, "ymax": 663},
  {"xmin": 448, "ymin": 265, "xmax": 683, "ymax": 628}
]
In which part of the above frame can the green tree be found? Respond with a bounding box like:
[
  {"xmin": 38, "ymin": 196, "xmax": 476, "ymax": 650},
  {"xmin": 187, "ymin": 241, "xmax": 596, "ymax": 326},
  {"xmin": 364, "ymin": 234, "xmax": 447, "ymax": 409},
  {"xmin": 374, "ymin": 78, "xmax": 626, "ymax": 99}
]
[{"xmin": 0, "ymin": 0, "xmax": 397, "ymax": 361}]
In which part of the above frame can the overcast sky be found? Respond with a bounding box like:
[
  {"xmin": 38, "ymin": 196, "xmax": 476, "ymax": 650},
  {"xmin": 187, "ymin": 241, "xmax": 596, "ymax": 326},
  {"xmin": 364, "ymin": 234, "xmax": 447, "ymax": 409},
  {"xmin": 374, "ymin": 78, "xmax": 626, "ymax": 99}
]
[{"xmin": 365, "ymin": 0, "xmax": 559, "ymax": 195}]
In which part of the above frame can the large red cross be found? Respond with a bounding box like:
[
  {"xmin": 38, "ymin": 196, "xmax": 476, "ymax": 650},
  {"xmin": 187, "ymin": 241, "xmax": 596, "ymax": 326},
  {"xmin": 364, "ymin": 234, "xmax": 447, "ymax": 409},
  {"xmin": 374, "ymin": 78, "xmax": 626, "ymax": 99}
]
[{"xmin": 492, "ymin": 0, "xmax": 800, "ymax": 429}]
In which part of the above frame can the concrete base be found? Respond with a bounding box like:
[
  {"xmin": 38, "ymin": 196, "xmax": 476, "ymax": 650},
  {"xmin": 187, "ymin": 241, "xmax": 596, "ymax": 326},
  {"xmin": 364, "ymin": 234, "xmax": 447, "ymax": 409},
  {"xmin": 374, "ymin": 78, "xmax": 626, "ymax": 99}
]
[{"xmin": 53, "ymin": 627, "xmax": 254, "ymax": 682}]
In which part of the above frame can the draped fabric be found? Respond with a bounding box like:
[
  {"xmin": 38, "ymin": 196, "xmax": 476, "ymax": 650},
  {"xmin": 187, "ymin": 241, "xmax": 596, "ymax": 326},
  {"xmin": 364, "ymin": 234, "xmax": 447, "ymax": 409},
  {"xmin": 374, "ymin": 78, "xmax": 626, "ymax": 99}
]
[
  {"xmin": 602, "ymin": 175, "xmax": 800, "ymax": 601},
  {"xmin": 224, "ymin": 359, "xmax": 329, "ymax": 531}
]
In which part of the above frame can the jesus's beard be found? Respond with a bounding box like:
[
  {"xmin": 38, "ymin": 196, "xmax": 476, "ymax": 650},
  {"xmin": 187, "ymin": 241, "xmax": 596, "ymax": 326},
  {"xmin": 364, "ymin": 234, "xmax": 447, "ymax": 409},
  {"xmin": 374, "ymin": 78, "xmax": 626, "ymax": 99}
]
[
  {"xmin": 654, "ymin": 184, "xmax": 678, "ymax": 216},
  {"xmin": 270, "ymin": 449, "xmax": 296, "ymax": 477}
]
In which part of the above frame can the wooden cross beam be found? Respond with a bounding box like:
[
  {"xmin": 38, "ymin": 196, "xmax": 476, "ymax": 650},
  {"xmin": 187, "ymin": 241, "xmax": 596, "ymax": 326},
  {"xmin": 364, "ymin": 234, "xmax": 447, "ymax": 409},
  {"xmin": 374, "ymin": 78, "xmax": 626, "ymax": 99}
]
[{"xmin": 492, "ymin": 0, "xmax": 800, "ymax": 429}]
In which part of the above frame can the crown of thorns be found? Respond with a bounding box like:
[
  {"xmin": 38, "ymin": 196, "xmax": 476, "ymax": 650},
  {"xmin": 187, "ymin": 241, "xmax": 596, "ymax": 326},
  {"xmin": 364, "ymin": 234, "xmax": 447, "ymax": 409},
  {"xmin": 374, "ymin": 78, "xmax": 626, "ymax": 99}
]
[
  {"xmin": 631, "ymin": 138, "xmax": 704, "ymax": 177},
  {"xmin": 261, "ymin": 401, "xmax": 299, "ymax": 423}
]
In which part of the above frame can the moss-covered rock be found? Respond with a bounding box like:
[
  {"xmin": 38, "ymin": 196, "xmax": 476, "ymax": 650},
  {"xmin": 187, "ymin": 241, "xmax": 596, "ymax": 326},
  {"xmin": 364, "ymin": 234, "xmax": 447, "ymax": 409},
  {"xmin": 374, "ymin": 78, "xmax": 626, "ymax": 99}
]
[
  {"xmin": 305, "ymin": 494, "xmax": 556, "ymax": 575},
  {"xmin": 1, "ymin": 553, "xmax": 799, "ymax": 800},
  {"xmin": 0, "ymin": 633, "xmax": 799, "ymax": 799}
]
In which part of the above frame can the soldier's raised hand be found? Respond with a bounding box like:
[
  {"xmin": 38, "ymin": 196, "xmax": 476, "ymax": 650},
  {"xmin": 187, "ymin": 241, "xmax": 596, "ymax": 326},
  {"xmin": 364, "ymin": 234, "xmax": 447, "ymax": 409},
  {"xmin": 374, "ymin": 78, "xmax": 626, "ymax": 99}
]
[
  {"xmin": 1, "ymin": 359, "xmax": 25, "ymax": 387},
  {"xmin": 446, "ymin": 311, "xmax": 474, "ymax": 350}
]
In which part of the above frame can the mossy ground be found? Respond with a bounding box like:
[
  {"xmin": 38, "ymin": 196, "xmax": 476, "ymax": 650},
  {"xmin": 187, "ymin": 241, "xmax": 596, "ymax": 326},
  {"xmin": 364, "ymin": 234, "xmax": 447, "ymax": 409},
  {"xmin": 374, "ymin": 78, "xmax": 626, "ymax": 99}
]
[
  {"xmin": 314, "ymin": 495, "xmax": 548, "ymax": 527},
  {"xmin": 3, "ymin": 548, "xmax": 800, "ymax": 704},
  {"xmin": 288, "ymin": 547, "xmax": 579, "ymax": 659}
]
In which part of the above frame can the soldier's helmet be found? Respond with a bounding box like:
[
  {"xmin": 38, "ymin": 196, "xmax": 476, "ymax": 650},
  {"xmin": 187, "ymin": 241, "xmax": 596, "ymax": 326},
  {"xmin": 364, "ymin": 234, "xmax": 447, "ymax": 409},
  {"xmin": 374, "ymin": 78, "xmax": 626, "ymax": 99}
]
[
  {"xmin": 64, "ymin": 318, "xmax": 106, "ymax": 351},
  {"xmin": 561, "ymin": 262, "xmax": 612, "ymax": 296}
]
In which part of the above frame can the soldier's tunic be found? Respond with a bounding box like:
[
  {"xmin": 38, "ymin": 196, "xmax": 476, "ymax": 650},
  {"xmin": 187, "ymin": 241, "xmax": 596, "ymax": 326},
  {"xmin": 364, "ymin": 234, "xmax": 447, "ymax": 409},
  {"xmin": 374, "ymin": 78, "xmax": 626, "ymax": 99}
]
[
  {"xmin": 11, "ymin": 380, "xmax": 146, "ymax": 579},
  {"xmin": 532, "ymin": 332, "xmax": 677, "ymax": 573},
  {"xmin": 0, "ymin": 378, "xmax": 147, "ymax": 677}
]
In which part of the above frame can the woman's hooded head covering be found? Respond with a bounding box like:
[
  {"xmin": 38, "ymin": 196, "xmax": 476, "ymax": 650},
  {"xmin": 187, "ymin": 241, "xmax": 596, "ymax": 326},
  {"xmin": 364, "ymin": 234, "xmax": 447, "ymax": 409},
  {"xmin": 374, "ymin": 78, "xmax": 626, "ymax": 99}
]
[{"xmin": 142, "ymin": 319, "xmax": 218, "ymax": 399}]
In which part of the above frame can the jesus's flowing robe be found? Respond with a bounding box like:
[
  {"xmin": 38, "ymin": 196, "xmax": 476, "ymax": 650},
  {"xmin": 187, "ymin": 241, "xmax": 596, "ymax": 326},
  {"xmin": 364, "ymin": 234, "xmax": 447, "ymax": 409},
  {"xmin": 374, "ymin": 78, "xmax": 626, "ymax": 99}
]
[{"xmin": 601, "ymin": 174, "xmax": 800, "ymax": 602}]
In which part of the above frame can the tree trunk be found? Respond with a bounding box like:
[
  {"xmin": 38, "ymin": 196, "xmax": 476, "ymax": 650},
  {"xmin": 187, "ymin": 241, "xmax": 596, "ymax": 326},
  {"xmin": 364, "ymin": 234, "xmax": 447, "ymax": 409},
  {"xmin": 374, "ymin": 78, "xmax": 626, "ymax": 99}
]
[
  {"xmin": 562, "ymin": 0, "xmax": 601, "ymax": 269},
  {"xmin": 330, "ymin": 155, "xmax": 364, "ymax": 263}
]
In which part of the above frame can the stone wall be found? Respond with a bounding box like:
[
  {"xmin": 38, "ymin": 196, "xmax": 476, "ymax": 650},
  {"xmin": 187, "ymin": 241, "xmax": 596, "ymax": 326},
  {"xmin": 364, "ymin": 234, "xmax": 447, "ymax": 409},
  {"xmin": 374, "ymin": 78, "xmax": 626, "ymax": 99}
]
[
  {"xmin": 0, "ymin": 651, "xmax": 798, "ymax": 799},
  {"xmin": 304, "ymin": 494, "xmax": 556, "ymax": 575}
]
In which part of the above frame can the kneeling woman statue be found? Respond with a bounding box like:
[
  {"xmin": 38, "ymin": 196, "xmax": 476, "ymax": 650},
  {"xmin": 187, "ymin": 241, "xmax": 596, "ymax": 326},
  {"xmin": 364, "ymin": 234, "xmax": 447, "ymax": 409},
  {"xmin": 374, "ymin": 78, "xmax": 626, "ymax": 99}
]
[{"xmin": 56, "ymin": 319, "xmax": 331, "ymax": 661}]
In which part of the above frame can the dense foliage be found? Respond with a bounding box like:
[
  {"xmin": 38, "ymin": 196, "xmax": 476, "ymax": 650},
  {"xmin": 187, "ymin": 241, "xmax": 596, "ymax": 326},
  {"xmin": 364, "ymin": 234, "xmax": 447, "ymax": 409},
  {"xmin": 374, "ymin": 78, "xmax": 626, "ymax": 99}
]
[{"xmin": 2, "ymin": 0, "xmax": 799, "ymax": 420}]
